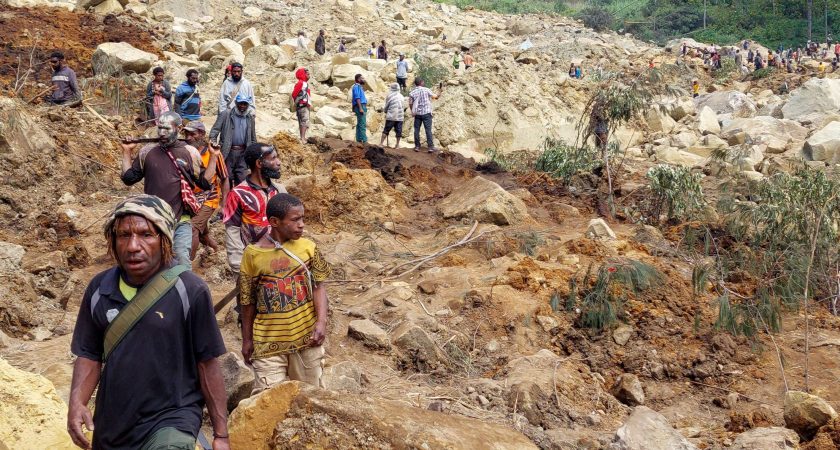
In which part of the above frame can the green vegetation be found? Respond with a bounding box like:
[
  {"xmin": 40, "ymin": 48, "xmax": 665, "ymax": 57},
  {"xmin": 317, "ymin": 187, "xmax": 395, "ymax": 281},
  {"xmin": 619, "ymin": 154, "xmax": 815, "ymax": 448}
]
[
  {"xmin": 434, "ymin": 0, "xmax": 840, "ymax": 49},
  {"xmin": 568, "ymin": 259, "xmax": 662, "ymax": 331},
  {"xmin": 674, "ymin": 168, "xmax": 840, "ymax": 341},
  {"xmin": 644, "ymin": 164, "xmax": 706, "ymax": 222},
  {"xmin": 412, "ymin": 54, "xmax": 449, "ymax": 90},
  {"xmin": 534, "ymin": 138, "xmax": 606, "ymax": 184},
  {"xmin": 483, "ymin": 138, "xmax": 608, "ymax": 185}
]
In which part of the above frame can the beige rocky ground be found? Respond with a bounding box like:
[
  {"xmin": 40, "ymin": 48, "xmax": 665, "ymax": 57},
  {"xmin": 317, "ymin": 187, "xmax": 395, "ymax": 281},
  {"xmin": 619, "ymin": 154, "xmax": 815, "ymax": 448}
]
[{"xmin": 2, "ymin": 0, "xmax": 840, "ymax": 448}]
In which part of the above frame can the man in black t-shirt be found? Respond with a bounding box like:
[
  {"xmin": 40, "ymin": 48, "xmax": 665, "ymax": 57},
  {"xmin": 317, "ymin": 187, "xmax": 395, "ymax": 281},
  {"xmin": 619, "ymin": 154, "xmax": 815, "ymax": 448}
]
[
  {"xmin": 120, "ymin": 111, "xmax": 219, "ymax": 267},
  {"xmin": 68, "ymin": 195, "xmax": 229, "ymax": 450}
]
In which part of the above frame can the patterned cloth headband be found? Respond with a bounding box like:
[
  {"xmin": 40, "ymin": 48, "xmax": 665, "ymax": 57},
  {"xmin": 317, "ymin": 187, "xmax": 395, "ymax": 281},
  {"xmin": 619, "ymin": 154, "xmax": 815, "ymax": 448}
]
[{"xmin": 104, "ymin": 194, "xmax": 175, "ymax": 242}]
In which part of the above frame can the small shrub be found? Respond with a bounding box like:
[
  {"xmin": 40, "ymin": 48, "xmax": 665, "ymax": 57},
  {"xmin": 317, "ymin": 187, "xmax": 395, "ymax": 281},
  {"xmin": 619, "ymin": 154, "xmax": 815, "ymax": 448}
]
[
  {"xmin": 413, "ymin": 54, "xmax": 448, "ymax": 89},
  {"xmin": 751, "ymin": 68, "xmax": 772, "ymax": 79},
  {"xmin": 571, "ymin": 259, "xmax": 661, "ymax": 331},
  {"xmin": 534, "ymin": 138, "xmax": 603, "ymax": 184},
  {"xmin": 514, "ymin": 230, "xmax": 545, "ymax": 256},
  {"xmin": 714, "ymin": 57, "xmax": 738, "ymax": 81},
  {"xmin": 645, "ymin": 164, "xmax": 706, "ymax": 222},
  {"xmin": 483, "ymin": 147, "xmax": 537, "ymax": 172}
]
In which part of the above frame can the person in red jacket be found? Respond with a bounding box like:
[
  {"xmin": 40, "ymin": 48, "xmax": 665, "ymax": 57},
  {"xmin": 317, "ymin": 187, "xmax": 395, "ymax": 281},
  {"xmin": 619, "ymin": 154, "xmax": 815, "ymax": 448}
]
[{"xmin": 292, "ymin": 67, "xmax": 311, "ymax": 144}]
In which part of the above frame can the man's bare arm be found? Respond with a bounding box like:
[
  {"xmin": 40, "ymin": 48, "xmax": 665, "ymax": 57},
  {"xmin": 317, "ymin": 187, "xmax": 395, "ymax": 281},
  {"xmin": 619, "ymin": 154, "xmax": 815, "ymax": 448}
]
[
  {"xmin": 68, "ymin": 357, "xmax": 101, "ymax": 449},
  {"xmin": 197, "ymin": 357, "xmax": 229, "ymax": 447},
  {"xmin": 240, "ymin": 303, "xmax": 256, "ymax": 364},
  {"xmin": 310, "ymin": 283, "xmax": 328, "ymax": 346}
]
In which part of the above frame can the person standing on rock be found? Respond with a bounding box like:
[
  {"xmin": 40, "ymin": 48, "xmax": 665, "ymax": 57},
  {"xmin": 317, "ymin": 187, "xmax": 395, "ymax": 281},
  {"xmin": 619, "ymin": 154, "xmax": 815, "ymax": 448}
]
[
  {"xmin": 183, "ymin": 121, "xmax": 227, "ymax": 261},
  {"xmin": 380, "ymin": 82, "xmax": 405, "ymax": 148},
  {"xmin": 352, "ymin": 74, "xmax": 368, "ymax": 143},
  {"xmin": 68, "ymin": 195, "xmax": 229, "ymax": 450},
  {"xmin": 218, "ymin": 62, "xmax": 254, "ymax": 113},
  {"xmin": 46, "ymin": 51, "xmax": 80, "ymax": 105},
  {"xmin": 296, "ymin": 31, "xmax": 308, "ymax": 52},
  {"xmin": 692, "ymin": 80, "xmax": 700, "ymax": 98},
  {"xmin": 338, "ymin": 38, "xmax": 347, "ymax": 53},
  {"xmin": 292, "ymin": 67, "xmax": 312, "ymax": 144},
  {"xmin": 239, "ymin": 193, "xmax": 331, "ymax": 391},
  {"xmin": 368, "ymin": 42, "xmax": 377, "ymax": 59},
  {"xmin": 210, "ymin": 94, "xmax": 256, "ymax": 188},
  {"xmin": 408, "ymin": 77, "xmax": 441, "ymax": 153},
  {"xmin": 145, "ymin": 67, "xmax": 172, "ymax": 124},
  {"xmin": 452, "ymin": 50, "xmax": 461, "ymax": 70},
  {"xmin": 174, "ymin": 69, "xmax": 202, "ymax": 124},
  {"xmin": 222, "ymin": 143, "xmax": 285, "ymax": 272},
  {"xmin": 120, "ymin": 112, "xmax": 216, "ymax": 267},
  {"xmin": 377, "ymin": 40, "xmax": 388, "ymax": 61},
  {"xmin": 463, "ymin": 51, "xmax": 474, "ymax": 70},
  {"xmin": 315, "ymin": 30, "xmax": 326, "ymax": 56},
  {"xmin": 396, "ymin": 53, "xmax": 409, "ymax": 93}
]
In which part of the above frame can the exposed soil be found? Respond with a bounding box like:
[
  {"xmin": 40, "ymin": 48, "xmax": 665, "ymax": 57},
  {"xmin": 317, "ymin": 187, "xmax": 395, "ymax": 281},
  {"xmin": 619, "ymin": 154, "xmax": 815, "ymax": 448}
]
[{"xmin": 0, "ymin": 5, "xmax": 160, "ymax": 95}]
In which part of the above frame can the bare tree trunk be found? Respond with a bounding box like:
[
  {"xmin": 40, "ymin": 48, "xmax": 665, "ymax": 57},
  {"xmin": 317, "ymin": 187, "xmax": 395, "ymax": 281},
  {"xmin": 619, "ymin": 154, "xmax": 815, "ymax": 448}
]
[
  {"xmin": 809, "ymin": 0, "xmax": 815, "ymax": 42},
  {"xmin": 703, "ymin": 0, "xmax": 707, "ymax": 29}
]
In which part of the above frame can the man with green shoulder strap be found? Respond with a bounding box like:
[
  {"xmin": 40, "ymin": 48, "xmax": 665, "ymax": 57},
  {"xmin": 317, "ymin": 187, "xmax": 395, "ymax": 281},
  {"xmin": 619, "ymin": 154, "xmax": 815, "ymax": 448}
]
[{"xmin": 68, "ymin": 195, "xmax": 229, "ymax": 450}]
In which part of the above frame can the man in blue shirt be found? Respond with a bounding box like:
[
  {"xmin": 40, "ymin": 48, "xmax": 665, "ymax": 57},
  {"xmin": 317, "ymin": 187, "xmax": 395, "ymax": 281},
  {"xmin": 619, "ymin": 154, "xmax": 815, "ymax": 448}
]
[
  {"xmin": 395, "ymin": 54, "xmax": 409, "ymax": 93},
  {"xmin": 174, "ymin": 69, "xmax": 202, "ymax": 122},
  {"xmin": 351, "ymin": 74, "xmax": 368, "ymax": 143}
]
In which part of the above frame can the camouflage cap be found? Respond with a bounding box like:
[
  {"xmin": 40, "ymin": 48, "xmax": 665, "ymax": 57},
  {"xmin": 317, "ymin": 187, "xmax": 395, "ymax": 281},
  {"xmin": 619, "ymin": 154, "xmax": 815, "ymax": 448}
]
[{"xmin": 104, "ymin": 194, "xmax": 175, "ymax": 243}]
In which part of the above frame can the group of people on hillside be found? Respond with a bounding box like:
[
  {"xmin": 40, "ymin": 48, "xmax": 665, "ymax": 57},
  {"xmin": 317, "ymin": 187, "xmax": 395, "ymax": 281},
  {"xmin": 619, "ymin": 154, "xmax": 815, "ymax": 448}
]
[
  {"xmin": 45, "ymin": 37, "xmax": 454, "ymax": 449},
  {"xmin": 681, "ymin": 39, "xmax": 839, "ymax": 78}
]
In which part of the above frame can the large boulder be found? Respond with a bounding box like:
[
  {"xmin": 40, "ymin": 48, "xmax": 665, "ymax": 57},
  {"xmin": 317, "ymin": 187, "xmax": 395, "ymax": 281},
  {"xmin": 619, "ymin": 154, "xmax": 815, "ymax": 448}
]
[
  {"xmin": 147, "ymin": 0, "xmax": 236, "ymax": 21},
  {"xmin": 697, "ymin": 106, "xmax": 720, "ymax": 135},
  {"xmin": 92, "ymin": 42, "xmax": 157, "ymax": 75},
  {"xmin": 587, "ymin": 218, "xmax": 616, "ymax": 239},
  {"xmin": 313, "ymin": 106, "xmax": 354, "ymax": 130},
  {"xmin": 783, "ymin": 390, "xmax": 838, "ymax": 439},
  {"xmin": 236, "ymin": 27, "xmax": 261, "ymax": 53},
  {"xmin": 392, "ymin": 325, "xmax": 448, "ymax": 372},
  {"xmin": 0, "ymin": 242, "xmax": 25, "ymax": 273},
  {"xmin": 803, "ymin": 121, "xmax": 840, "ymax": 163},
  {"xmin": 244, "ymin": 45, "xmax": 294, "ymax": 72},
  {"xmin": 198, "ymin": 39, "xmax": 243, "ymax": 62},
  {"xmin": 730, "ymin": 427, "xmax": 799, "ymax": 450},
  {"xmin": 612, "ymin": 406, "xmax": 698, "ymax": 450},
  {"xmin": 437, "ymin": 176, "xmax": 530, "ymax": 225},
  {"xmin": 611, "ymin": 373, "xmax": 645, "ymax": 406},
  {"xmin": 721, "ymin": 117, "xmax": 807, "ymax": 154},
  {"xmin": 695, "ymin": 91, "xmax": 756, "ymax": 118},
  {"xmin": 76, "ymin": 0, "xmax": 106, "ymax": 10},
  {"xmin": 229, "ymin": 381, "xmax": 538, "ymax": 450},
  {"xmin": 0, "ymin": 357, "xmax": 76, "ymax": 449},
  {"xmin": 504, "ymin": 349, "xmax": 616, "ymax": 427},
  {"xmin": 0, "ymin": 98, "xmax": 55, "ymax": 189},
  {"xmin": 645, "ymin": 109, "xmax": 677, "ymax": 133},
  {"xmin": 782, "ymin": 78, "xmax": 840, "ymax": 121},
  {"xmin": 92, "ymin": 0, "xmax": 124, "ymax": 14},
  {"xmin": 330, "ymin": 64, "xmax": 384, "ymax": 92},
  {"xmin": 348, "ymin": 319, "xmax": 390, "ymax": 349},
  {"xmin": 654, "ymin": 147, "xmax": 706, "ymax": 167}
]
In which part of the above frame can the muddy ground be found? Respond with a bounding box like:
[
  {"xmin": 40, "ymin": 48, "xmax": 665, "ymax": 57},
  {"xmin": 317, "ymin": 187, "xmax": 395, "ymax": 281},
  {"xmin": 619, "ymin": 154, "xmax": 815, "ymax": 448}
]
[{"xmin": 2, "ymin": 105, "xmax": 840, "ymax": 448}]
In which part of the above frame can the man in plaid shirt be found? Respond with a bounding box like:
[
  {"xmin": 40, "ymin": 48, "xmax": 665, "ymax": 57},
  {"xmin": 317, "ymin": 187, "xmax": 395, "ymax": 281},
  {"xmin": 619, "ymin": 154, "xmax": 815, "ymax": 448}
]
[{"xmin": 408, "ymin": 78, "xmax": 441, "ymax": 153}]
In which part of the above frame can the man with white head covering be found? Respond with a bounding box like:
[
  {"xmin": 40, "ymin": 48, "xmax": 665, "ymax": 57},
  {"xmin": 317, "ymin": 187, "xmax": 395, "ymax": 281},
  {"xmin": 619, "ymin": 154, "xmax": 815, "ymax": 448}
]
[{"xmin": 380, "ymin": 82, "xmax": 405, "ymax": 148}]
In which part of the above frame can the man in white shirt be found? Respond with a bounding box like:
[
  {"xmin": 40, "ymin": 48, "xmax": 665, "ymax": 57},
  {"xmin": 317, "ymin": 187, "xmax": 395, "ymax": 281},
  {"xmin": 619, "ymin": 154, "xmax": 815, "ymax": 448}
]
[{"xmin": 218, "ymin": 63, "xmax": 255, "ymax": 113}]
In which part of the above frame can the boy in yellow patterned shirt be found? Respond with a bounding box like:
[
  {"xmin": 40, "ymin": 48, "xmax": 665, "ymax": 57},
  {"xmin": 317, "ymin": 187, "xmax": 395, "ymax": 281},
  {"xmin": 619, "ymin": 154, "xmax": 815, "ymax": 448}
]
[{"xmin": 239, "ymin": 193, "xmax": 331, "ymax": 392}]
